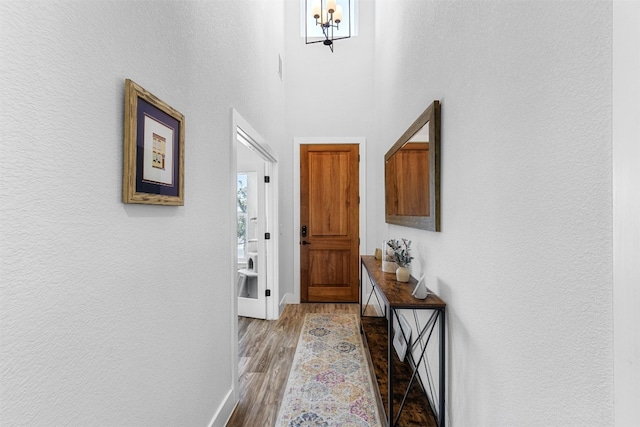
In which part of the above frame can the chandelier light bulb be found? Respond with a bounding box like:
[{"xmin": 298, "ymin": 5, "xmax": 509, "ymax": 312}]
[
  {"xmin": 311, "ymin": 0, "xmax": 321, "ymax": 19},
  {"xmin": 334, "ymin": 5, "xmax": 343, "ymax": 24},
  {"xmin": 326, "ymin": 0, "xmax": 337, "ymax": 14}
]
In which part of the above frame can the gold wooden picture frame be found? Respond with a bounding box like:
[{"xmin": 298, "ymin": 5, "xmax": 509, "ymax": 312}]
[{"xmin": 123, "ymin": 79, "xmax": 185, "ymax": 205}]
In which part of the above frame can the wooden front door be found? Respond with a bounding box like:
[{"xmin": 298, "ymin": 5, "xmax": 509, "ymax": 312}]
[{"xmin": 300, "ymin": 144, "xmax": 359, "ymax": 302}]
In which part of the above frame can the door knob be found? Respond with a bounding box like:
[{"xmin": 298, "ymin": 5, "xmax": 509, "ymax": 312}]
[{"xmin": 302, "ymin": 241, "xmax": 311, "ymax": 245}]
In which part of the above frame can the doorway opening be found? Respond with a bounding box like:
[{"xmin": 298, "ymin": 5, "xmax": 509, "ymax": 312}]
[
  {"xmin": 230, "ymin": 109, "xmax": 280, "ymax": 409},
  {"xmin": 232, "ymin": 110, "xmax": 279, "ymax": 320}
]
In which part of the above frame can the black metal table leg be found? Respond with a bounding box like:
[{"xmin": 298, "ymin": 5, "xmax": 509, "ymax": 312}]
[
  {"xmin": 388, "ymin": 308, "xmax": 394, "ymax": 426},
  {"xmin": 439, "ymin": 308, "xmax": 445, "ymax": 427}
]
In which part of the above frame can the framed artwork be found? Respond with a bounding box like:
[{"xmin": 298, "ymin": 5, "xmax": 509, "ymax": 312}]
[{"xmin": 123, "ymin": 79, "xmax": 185, "ymax": 205}]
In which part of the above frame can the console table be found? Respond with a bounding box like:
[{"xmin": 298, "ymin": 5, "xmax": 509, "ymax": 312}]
[{"xmin": 359, "ymin": 255, "xmax": 446, "ymax": 427}]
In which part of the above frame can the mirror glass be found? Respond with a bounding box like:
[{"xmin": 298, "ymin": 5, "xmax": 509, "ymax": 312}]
[{"xmin": 385, "ymin": 101, "xmax": 440, "ymax": 231}]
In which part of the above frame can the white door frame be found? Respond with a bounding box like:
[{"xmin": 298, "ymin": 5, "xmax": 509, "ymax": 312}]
[
  {"xmin": 231, "ymin": 109, "xmax": 279, "ymax": 320},
  {"xmin": 292, "ymin": 137, "xmax": 367, "ymax": 304}
]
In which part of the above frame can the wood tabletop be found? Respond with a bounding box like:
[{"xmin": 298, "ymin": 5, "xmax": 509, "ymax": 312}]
[{"xmin": 360, "ymin": 255, "xmax": 446, "ymax": 309}]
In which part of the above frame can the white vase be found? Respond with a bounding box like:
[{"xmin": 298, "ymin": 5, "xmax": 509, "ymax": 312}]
[
  {"xmin": 412, "ymin": 277, "xmax": 429, "ymax": 299},
  {"xmin": 395, "ymin": 266, "xmax": 410, "ymax": 282}
]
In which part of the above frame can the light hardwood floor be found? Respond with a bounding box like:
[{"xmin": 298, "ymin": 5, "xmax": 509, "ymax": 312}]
[{"xmin": 226, "ymin": 303, "xmax": 359, "ymax": 427}]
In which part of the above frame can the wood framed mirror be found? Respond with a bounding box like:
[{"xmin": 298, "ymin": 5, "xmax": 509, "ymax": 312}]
[{"xmin": 385, "ymin": 100, "xmax": 441, "ymax": 231}]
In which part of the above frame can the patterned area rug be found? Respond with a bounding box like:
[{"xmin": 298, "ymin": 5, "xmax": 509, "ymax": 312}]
[{"xmin": 275, "ymin": 313, "xmax": 382, "ymax": 427}]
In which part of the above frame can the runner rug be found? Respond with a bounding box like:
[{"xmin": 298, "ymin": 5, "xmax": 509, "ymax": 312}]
[{"xmin": 275, "ymin": 313, "xmax": 382, "ymax": 427}]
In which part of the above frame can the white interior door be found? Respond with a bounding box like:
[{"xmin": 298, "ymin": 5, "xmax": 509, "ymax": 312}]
[{"xmin": 237, "ymin": 146, "xmax": 268, "ymax": 319}]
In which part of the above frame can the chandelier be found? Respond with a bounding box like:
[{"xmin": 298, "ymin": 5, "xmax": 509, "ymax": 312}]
[{"xmin": 305, "ymin": 0, "xmax": 351, "ymax": 52}]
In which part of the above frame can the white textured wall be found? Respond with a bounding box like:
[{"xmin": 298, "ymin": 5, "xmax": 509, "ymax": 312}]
[
  {"xmin": 2, "ymin": 1, "xmax": 620, "ymax": 425},
  {"xmin": 372, "ymin": 1, "xmax": 613, "ymax": 426},
  {"xmin": 613, "ymin": 1, "xmax": 640, "ymax": 425},
  {"xmin": 0, "ymin": 1, "xmax": 284, "ymax": 425}
]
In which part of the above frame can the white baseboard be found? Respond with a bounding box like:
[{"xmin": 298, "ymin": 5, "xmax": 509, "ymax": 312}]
[
  {"xmin": 208, "ymin": 387, "xmax": 237, "ymax": 427},
  {"xmin": 280, "ymin": 292, "xmax": 298, "ymax": 307}
]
